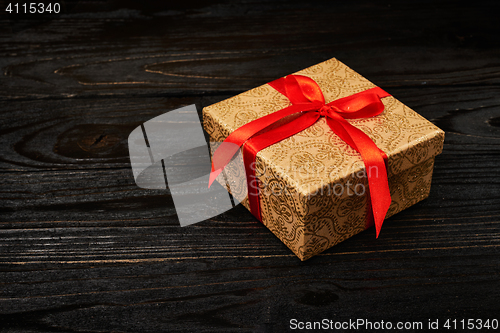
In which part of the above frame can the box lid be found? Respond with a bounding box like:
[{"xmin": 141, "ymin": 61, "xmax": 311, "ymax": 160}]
[{"xmin": 203, "ymin": 58, "xmax": 445, "ymax": 198}]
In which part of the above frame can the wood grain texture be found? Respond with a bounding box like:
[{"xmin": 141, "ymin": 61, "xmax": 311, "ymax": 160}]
[{"xmin": 1, "ymin": 0, "xmax": 500, "ymax": 332}]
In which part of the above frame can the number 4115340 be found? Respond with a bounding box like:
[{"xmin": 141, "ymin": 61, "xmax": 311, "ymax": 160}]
[{"xmin": 5, "ymin": 3, "xmax": 61, "ymax": 14}]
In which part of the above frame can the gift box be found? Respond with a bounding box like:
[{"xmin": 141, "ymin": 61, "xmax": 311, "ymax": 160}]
[{"xmin": 203, "ymin": 58, "xmax": 444, "ymax": 260}]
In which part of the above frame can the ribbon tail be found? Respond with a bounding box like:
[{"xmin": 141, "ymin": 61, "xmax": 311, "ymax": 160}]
[
  {"xmin": 208, "ymin": 168, "xmax": 223, "ymax": 188},
  {"xmin": 326, "ymin": 115, "xmax": 391, "ymax": 237},
  {"xmin": 243, "ymin": 112, "xmax": 320, "ymax": 220}
]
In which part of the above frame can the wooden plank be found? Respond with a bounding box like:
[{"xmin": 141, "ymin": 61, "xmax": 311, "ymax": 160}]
[
  {"xmin": 2, "ymin": 1, "xmax": 500, "ymax": 100},
  {"xmin": 1, "ymin": 86, "xmax": 500, "ymax": 172}
]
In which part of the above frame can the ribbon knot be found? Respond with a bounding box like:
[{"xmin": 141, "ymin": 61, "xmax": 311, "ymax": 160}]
[
  {"xmin": 209, "ymin": 74, "xmax": 393, "ymax": 238},
  {"xmin": 317, "ymin": 105, "xmax": 332, "ymax": 117}
]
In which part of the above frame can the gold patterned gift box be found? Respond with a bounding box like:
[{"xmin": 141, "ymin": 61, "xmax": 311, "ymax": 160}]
[{"xmin": 203, "ymin": 58, "xmax": 444, "ymax": 260}]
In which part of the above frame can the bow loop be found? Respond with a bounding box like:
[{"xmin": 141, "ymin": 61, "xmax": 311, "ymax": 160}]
[
  {"xmin": 327, "ymin": 88, "xmax": 387, "ymax": 119},
  {"xmin": 282, "ymin": 75, "xmax": 325, "ymax": 105}
]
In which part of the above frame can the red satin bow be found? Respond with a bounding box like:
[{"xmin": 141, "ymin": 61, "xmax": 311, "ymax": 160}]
[{"xmin": 209, "ymin": 75, "xmax": 392, "ymax": 237}]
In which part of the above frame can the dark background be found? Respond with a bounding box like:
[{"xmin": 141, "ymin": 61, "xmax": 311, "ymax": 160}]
[{"xmin": 1, "ymin": 1, "xmax": 500, "ymax": 332}]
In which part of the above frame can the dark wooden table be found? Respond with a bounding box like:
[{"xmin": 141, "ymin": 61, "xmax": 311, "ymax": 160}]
[{"xmin": 1, "ymin": 1, "xmax": 500, "ymax": 332}]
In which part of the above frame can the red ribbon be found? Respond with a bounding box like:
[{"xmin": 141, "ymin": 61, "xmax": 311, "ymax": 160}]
[{"xmin": 209, "ymin": 75, "xmax": 392, "ymax": 237}]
